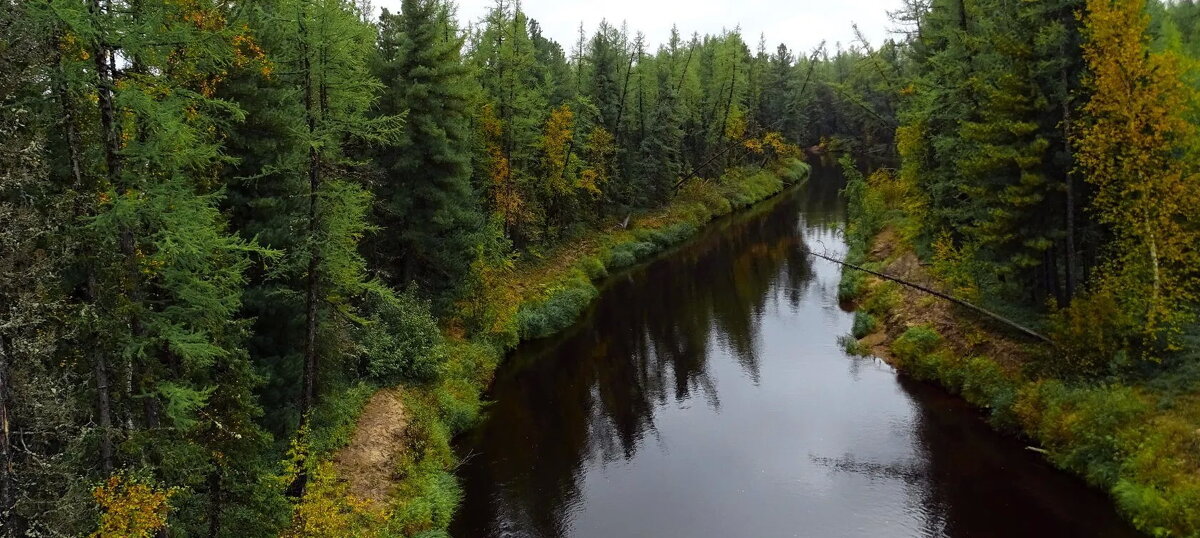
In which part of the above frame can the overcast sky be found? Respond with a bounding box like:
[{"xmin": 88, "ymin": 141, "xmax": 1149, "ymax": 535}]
[{"xmin": 374, "ymin": 0, "xmax": 906, "ymax": 55}]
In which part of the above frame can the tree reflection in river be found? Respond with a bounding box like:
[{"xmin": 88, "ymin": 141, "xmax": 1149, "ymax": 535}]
[
  {"xmin": 452, "ymin": 171, "xmax": 828, "ymax": 537},
  {"xmin": 452, "ymin": 164, "xmax": 1139, "ymax": 538}
]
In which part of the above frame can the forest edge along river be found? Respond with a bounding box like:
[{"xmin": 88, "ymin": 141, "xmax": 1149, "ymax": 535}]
[{"xmin": 449, "ymin": 164, "xmax": 1142, "ymax": 538}]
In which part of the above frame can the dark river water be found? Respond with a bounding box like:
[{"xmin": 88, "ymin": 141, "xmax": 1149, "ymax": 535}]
[{"xmin": 450, "ymin": 166, "xmax": 1141, "ymax": 538}]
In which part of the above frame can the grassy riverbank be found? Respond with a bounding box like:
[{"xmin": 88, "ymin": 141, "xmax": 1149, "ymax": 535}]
[
  {"xmin": 287, "ymin": 161, "xmax": 810, "ymax": 536},
  {"xmin": 838, "ymin": 165, "xmax": 1200, "ymax": 537}
]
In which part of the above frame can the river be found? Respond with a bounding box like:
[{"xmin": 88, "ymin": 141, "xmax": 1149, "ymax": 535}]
[{"xmin": 450, "ymin": 165, "xmax": 1141, "ymax": 538}]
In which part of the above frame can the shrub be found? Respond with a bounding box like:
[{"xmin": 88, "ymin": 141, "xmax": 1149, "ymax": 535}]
[
  {"xmin": 838, "ymin": 264, "xmax": 867, "ymax": 302},
  {"xmin": 435, "ymin": 378, "xmax": 482, "ymax": 434},
  {"xmin": 607, "ymin": 240, "xmax": 659, "ymax": 270},
  {"xmin": 579, "ymin": 256, "xmax": 608, "ymax": 280},
  {"xmin": 780, "ymin": 158, "xmax": 811, "ymax": 185},
  {"xmin": 961, "ymin": 357, "xmax": 1019, "ymax": 427},
  {"xmin": 362, "ymin": 288, "xmax": 446, "ymax": 384},
  {"xmin": 388, "ymin": 391, "xmax": 461, "ymax": 535},
  {"xmin": 516, "ymin": 274, "xmax": 598, "ymax": 339},
  {"xmin": 838, "ymin": 334, "xmax": 869, "ymax": 356},
  {"xmin": 307, "ymin": 382, "xmax": 377, "ymax": 456},
  {"xmin": 1046, "ymin": 290, "xmax": 1131, "ymax": 377},
  {"xmin": 851, "ymin": 311, "xmax": 878, "ymax": 339},
  {"xmin": 861, "ymin": 281, "xmax": 902, "ymax": 317},
  {"xmin": 892, "ymin": 325, "xmax": 942, "ymax": 366},
  {"xmin": 646, "ymin": 222, "xmax": 697, "ymax": 248}
]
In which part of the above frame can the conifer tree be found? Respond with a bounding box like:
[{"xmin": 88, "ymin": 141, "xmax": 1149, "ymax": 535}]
[{"xmin": 375, "ymin": 0, "xmax": 484, "ymax": 300}]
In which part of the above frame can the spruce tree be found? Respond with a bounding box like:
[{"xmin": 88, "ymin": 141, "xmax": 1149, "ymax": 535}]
[{"xmin": 375, "ymin": 0, "xmax": 483, "ymax": 300}]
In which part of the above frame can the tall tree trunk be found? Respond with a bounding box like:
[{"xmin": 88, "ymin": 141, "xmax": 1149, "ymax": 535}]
[
  {"xmin": 206, "ymin": 462, "xmax": 222, "ymax": 538},
  {"xmin": 89, "ymin": 0, "xmax": 118, "ymax": 473},
  {"xmin": 0, "ymin": 335, "xmax": 12, "ymax": 525},
  {"xmin": 54, "ymin": 55, "xmax": 84, "ymax": 188},
  {"xmin": 1061, "ymin": 45, "xmax": 1078, "ymax": 300},
  {"xmin": 91, "ymin": 0, "xmax": 120, "ymax": 183},
  {"xmin": 614, "ymin": 50, "xmax": 635, "ymax": 135},
  {"xmin": 299, "ymin": 17, "xmax": 319, "ymax": 423},
  {"xmin": 289, "ymin": 12, "xmax": 320, "ymax": 499},
  {"xmin": 719, "ymin": 66, "xmax": 737, "ymax": 170},
  {"xmin": 94, "ymin": 351, "xmax": 114, "ymax": 473}
]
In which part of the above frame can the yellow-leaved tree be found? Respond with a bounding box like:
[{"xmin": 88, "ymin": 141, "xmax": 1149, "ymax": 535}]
[
  {"xmin": 1075, "ymin": 0, "xmax": 1200, "ymax": 353},
  {"xmin": 91, "ymin": 475, "xmax": 172, "ymax": 538}
]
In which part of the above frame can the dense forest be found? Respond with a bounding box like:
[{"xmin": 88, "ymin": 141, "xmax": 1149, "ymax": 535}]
[{"xmin": 1, "ymin": 0, "xmax": 1199, "ymax": 536}]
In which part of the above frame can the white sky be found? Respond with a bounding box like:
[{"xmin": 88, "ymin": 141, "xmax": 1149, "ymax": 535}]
[{"xmin": 375, "ymin": 0, "xmax": 906, "ymax": 55}]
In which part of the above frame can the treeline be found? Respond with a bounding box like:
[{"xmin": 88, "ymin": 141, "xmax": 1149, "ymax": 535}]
[
  {"xmin": 842, "ymin": 0, "xmax": 1200, "ymax": 370},
  {"xmin": 0, "ymin": 0, "xmax": 841, "ymax": 535}
]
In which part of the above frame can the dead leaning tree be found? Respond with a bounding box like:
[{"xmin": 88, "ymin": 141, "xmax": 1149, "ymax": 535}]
[{"xmin": 808, "ymin": 250, "xmax": 1052, "ymax": 344}]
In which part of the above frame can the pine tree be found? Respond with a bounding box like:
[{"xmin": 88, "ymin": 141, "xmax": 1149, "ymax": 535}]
[
  {"xmin": 375, "ymin": 0, "xmax": 484, "ymax": 301},
  {"xmin": 635, "ymin": 57, "xmax": 684, "ymax": 204}
]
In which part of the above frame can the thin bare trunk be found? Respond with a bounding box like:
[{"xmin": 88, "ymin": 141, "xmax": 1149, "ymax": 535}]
[
  {"xmin": 614, "ymin": 50, "xmax": 635, "ymax": 135},
  {"xmin": 1061, "ymin": 45, "xmax": 1077, "ymax": 300},
  {"xmin": 206, "ymin": 461, "xmax": 222, "ymax": 538},
  {"xmin": 94, "ymin": 350, "xmax": 113, "ymax": 474},
  {"xmin": 89, "ymin": 0, "xmax": 118, "ymax": 472},
  {"xmin": 0, "ymin": 335, "xmax": 12, "ymax": 522},
  {"xmin": 299, "ymin": 14, "xmax": 319, "ymax": 422}
]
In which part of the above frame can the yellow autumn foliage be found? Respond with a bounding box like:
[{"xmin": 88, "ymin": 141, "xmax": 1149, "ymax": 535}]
[
  {"xmin": 1075, "ymin": 0, "xmax": 1200, "ymax": 351},
  {"xmin": 286, "ymin": 462, "xmax": 388, "ymax": 538},
  {"xmin": 540, "ymin": 104, "xmax": 574, "ymax": 194},
  {"xmin": 91, "ymin": 475, "xmax": 173, "ymax": 538}
]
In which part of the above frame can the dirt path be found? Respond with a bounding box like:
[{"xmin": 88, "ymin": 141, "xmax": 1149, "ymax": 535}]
[{"xmin": 332, "ymin": 387, "xmax": 408, "ymax": 507}]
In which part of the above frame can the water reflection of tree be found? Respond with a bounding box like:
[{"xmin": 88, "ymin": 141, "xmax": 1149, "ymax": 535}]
[
  {"xmin": 454, "ymin": 185, "xmax": 827, "ymax": 538},
  {"xmin": 892, "ymin": 376, "xmax": 1143, "ymax": 538}
]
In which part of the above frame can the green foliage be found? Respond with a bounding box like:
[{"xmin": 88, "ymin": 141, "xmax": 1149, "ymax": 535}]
[
  {"xmin": 780, "ymin": 159, "xmax": 812, "ymax": 185},
  {"xmin": 892, "ymin": 325, "xmax": 943, "ymax": 365},
  {"xmin": 306, "ymin": 383, "xmax": 378, "ymax": 457},
  {"xmin": 851, "ymin": 312, "xmax": 878, "ymax": 339},
  {"xmin": 838, "ymin": 334, "xmax": 870, "ymax": 357},
  {"xmin": 836, "ymin": 1, "xmax": 1200, "ymax": 534},
  {"xmin": 838, "ymin": 268, "xmax": 868, "ymax": 303},
  {"xmin": 608, "ymin": 241, "xmax": 660, "ymax": 270},
  {"xmin": 516, "ymin": 273, "xmax": 600, "ymax": 339},
  {"xmin": 23, "ymin": 0, "xmax": 1200, "ymax": 533},
  {"xmin": 362, "ymin": 288, "xmax": 446, "ymax": 384},
  {"xmin": 579, "ymin": 256, "xmax": 608, "ymax": 280},
  {"xmin": 375, "ymin": 0, "xmax": 484, "ymax": 302},
  {"xmin": 1046, "ymin": 290, "xmax": 1132, "ymax": 377}
]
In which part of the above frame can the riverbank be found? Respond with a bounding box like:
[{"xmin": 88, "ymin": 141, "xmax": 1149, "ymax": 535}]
[
  {"xmin": 838, "ymin": 167, "xmax": 1200, "ymax": 537},
  {"xmin": 286, "ymin": 161, "xmax": 810, "ymax": 536}
]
